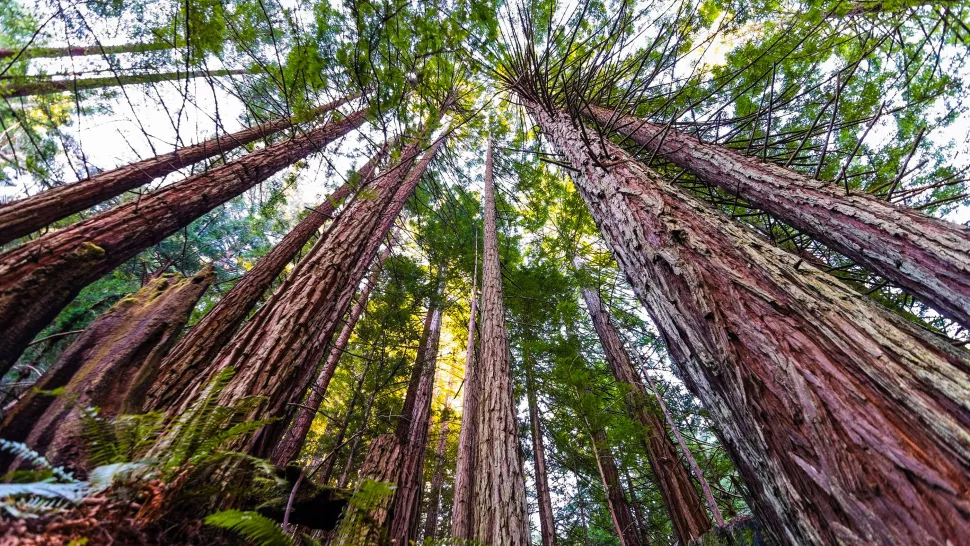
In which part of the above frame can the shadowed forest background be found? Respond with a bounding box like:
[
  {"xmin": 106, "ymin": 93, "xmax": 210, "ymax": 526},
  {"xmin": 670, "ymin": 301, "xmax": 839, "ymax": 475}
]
[{"xmin": 0, "ymin": 0, "xmax": 968, "ymax": 544}]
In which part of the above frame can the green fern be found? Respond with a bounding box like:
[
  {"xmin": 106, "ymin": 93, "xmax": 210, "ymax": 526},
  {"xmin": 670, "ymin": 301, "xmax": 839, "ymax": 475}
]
[
  {"xmin": 0, "ymin": 438, "xmax": 74, "ymax": 482},
  {"xmin": 204, "ymin": 510, "xmax": 295, "ymax": 546}
]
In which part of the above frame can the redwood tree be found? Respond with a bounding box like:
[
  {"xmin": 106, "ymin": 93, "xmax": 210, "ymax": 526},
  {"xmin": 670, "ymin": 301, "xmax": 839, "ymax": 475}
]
[
  {"xmin": 450, "ymin": 262, "xmax": 479, "ymax": 541},
  {"xmin": 587, "ymin": 424, "xmax": 643, "ymax": 546},
  {"xmin": 526, "ymin": 101, "xmax": 970, "ymax": 546},
  {"xmin": 0, "ymin": 106, "xmax": 368, "ymax": 378},
  {"xmin": 0, "ymin": 69, "xmax": 248, "ymax": 98},
  {"xmin": 422, "ymin": 406, "xmax": 452, "ymax": 542},
  {"xmin": 472, "ymin": 139, "xmax": 530, "ymax": 546},
  {"xmin": 526, "ymin": 354, "xmax": 557, "ymax": 546}
]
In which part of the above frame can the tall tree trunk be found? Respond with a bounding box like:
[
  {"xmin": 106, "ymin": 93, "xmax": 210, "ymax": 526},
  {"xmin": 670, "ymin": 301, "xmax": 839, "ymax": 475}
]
[
  {"xmin": 389, "ymin": 295, "xmax": 444, "ymax": 545},
  {"xmin": 0, "ymin": 94, "xmax": 354, "ymax": 245},
  {"xmin": 529, "ymin": 102, "xmax": 970, "ymax": 546},
  {"xmin": 145, "ymin": 141, "xmax": 383, "ymax": 414},
  {"xmin": 422, "ymin": 406, "xmax": 451, "ymax": 543},
  {"xmin": 585, "ymin": 105, "xmax": 970, "ymax": 330},
  {"xmin": 270, "ymin": 244, "xmax": 393, "ymax": 466},
  {"xmin": 0, "ymin": 41, "xmax": 177, "ymax": 60},
  {"xmin": 579, "ymin": 284, "xmax": 711, "ymax": 543},
  {"xmin": 587, "ymin": 424, "xmax": 644, "ymax": 546},
  {"xmin": 0, "ymin": 267, "xmax": 212, "ymax": 469},
  {"xmin": 0, "ymin": 68, "xmax": 248, "ymax": 98},
  {"xmin": 0, "ymin": 107, "xmax": 367, "ymax": 378},
  {"xmin": 526, "ymin": 355, "xmax": 557, "ymax": 546},
  {"xmin": 331, "ymin": 433, "xmax": 401, "ymax": 546},
  {"xmin": 624, "ymin": 469, "xmax": 652, "ymax": 545},
  {"xmin": 316, "ymin": 359, "xmax": 371, "ymax": 486},
  {"xmin": 450, "ymin": 260, "xmax": 479, "ymax": 541},
  {"xmin": 473, "ymin": 139, "xmax": 530, "ymax": 546}
]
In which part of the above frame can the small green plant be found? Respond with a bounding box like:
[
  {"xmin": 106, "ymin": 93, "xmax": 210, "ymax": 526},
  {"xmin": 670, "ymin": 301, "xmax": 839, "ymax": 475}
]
[{"xmin": 205, "ymin": 509, "xmax": 297, "ymax": 546}]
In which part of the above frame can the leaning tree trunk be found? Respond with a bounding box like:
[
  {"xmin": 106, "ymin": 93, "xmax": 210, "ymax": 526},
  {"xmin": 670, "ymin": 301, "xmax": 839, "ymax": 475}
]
[
  {"xmin": 0, "ymin": 68, "xmax": 248, "ymax": 98},
  {"xmin": 585, "ymin": 104, "xmax": 970, "ymax": 330},
  {"xmin": 144, "ymin": 140, "xmax": 382, "ymax": 415},
  {"xmin": 579, "ymin": 284, "xmax": 711, "ymax": 543},
  {"xmin": 0, "ymin": 41, "xmax": 176, "ymax": 60},
  {"xmin": 331, "ymin": 434, "xmax": 401, "ymax": 546},
  {"xmin": 0, "ymin": 94, "xmax": 355, "ymax": 245},
  {"xmin": 587, "ymin": 424, "xmax": 643, "ymax": 546},
  {"xmin": 529, "ymin": 102, "xmax": 970, "ymax": 546},
  {"xmin": 1, "ymin": 267, "xmax": 212, "ymax": 470},
  {"xmin": 450, "ymin": 265, "xmax": 479, "ymax": 541},
  {"xmin": 270, "ymin": 244, "xmax": 393, "ymax": 466},
  {"xmin": 472, "ymin": 139, "xmax": 530, "ymax": 546},
  {"xmin": 422, "ymin": 406, "xmax": 451, "ymax": 543},
  {"xmin": 526, "ymin": 355, "xmax": 557, "ymax": 546},
  {"xmin": 0, "ymin": 107, "xmax": 367, "ymax": 379},
  {"xmin": 389, "ymin": 295, "xmax": 444, "ymax": 545}
]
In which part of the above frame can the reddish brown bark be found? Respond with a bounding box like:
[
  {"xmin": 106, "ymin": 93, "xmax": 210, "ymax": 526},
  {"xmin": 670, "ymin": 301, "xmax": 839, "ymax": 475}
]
[
  {"xmin": 450, "ymin": 268, "xmax": 479, "ymax": 541},
  {"xmin": 530, "ymin": 102, "xmax": 970, "ymax": 546},
  {"xmin": 144, "ymin": 141, "xmax": 383, "ymax": 415},
  {"xmin": 1, "ymin": 267, "xmax": 212, "ymax": 469},
  {"xmin": 270, "ymin": 244, "xmax": 393, "ymax": 466},
  {"xmin": 0, "ymin": 69, "xmax": 248, "ymax": 98},
  {"xmin": 588, "ymin": 426, "xmax": 644, "ymax": 546},
  {"xmin": 0, "ymin": 94, "xmax": 353, "ymax": 245},
  {"xmin": 473, "ymin": 139, "xmax": 530, "ymax": 546},
  {"xmin": 585, "ymin": 105, "xmax": 970, "ymax": 330},
  {"xmin": 580, "ymin": 285, "xmax": 711, "ymax": 543},
  {"xmin": 526, "ymin": 356, "xmax": 557, "ymax": 546},
  {"xmin": 388, "ymin": 296, "xmax": 444, "ymax": 545},
  {"xmin": 332, "ymin": 433, "xmax": 401, "ymax": 546},
  {"xmin": 422, "ymin": 407, "xmax": 451, "ymax": 543},
  {"xmin": 0, "ymin": 107, "xmax": 367, "ymax": 379}
]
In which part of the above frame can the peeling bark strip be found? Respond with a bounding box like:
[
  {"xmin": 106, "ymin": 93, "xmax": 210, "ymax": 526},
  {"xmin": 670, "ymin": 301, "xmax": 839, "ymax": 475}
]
[
  {"xmin": 473, "ymin": 140, "xmax": 530, "ymax": 546},
  {"xmin": 0, "ymin": 107, "xmax": 367, "ymax": 379},
  {"xmin": 332, "ymin": 433, "xmax": 401, "ymax": 546},
  {"xmin": 0, "ymin": 94, "xmax": 354, "ymax": 245},
  {"xmin": 389, "ymin": 298, "xmax": 444, "ymax": 545},
  {"xmin": 0, "ymin": 268, "xmax": 212, "ymax": 469},
  {"xmin": 526, "ymin": 357, "xmax": 557, "ymax": 546},
  {"xmin": 0, "ymin": 68, "xmax": 248, "ymax": 98},
  {"xmin": 270, "ymin": 244, "xmax": 393, "ymax": 466},
  {"xmin": 588, "ymin": 426, "xmax": 643, "ymax": 546},
  {"xmin": 531, "ymin": 103, "xmax": 970, "ymax": 546},
  {"xmin": 585, "ymin": 105, "xmax": 970, "ymax": 329},
  {"xmin": 580, "ymin": 286, "xmax": 711, "ymax": 544},
  {"xmin": 450, "ymin": 267, "xmax": 479, "ymax": 541},
  {"xmin": 144, "ymin": 141, "xmax": 384, "ymax": 416}
]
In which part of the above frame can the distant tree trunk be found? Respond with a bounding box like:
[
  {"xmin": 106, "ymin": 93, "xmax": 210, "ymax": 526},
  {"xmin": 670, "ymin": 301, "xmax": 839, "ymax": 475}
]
[
  {"xmin": 270, "ymin": 244, "xmax": 393, "ymax": 466},
  {"xmin": 389, "ymin": 295, "xmax": 444, "ymax": 545},
  {"xmin": 0, "ymin": 68, "xmax": 248, "ymax": 98},
  {"xmin": 0, "ymin": 41, "xmax": 176, "ymax": 60},
  {"xmin": 587, "ymin": 424, "xmax": 644, "ymax": 546},
  {"xmin": 0, "ymin": 267, "xmax": 212, "ymax": 469},
  {"xmin": 450, "ymin": 260, "xmax": 479, "ymax": 541},
  {"xmin": 331, "ymin": 433, "xmax": 401, "ymax": 546},
  {"xmin": 579, "ymin": 284, "xmax": 711, "ymax": 543},
  {"xmin": 584, "ymin": 104, "xmax": 970, "ymax": 330},
  {"xmin": 146, "ymin": 142, "xmax": 384, "ymax": 415},
  {"xmin": 473, "ymin": 139, "xmax": 530, "ymax": 546},
  {"xmin": 422, "ymin": 407, "xmax": 451, "ymax": 543},
  {"xmin": 0, "ymin": 94, "xmax": 355, "ymax": 245},
  {"xmin": 529, "ymin": 102, "xmax": 970, "ymax": 546},
  {"xmin": 315, "ymin": 360, "xmax": 371, "ymax": 486},
  {"xmin": 0, "ymin": 107, "xmax": 367, "ymax": 379},
  {"xmin": 525, "ymin": 355, "xmax": 557, "ymax": 546},
  {"xmin": 624, "ymin": 469, "xmax": 652, "ymax": 545}
]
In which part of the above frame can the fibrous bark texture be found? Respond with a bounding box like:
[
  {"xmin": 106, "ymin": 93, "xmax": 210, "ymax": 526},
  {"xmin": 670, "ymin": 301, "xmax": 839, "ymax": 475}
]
[
  {"xmin": 144, "ymin": 140, "xmax": 381, "ymax": 415},
  {"xmin": 0, "ymin": 94, "xmax": 353, "ymax": 245},
  {"xmin": 388, "ymin": 299, "xmax": 443, "ymax": 545},
  {"xmin": 332, "ymin": 434, "xmax": 401, "ymax": 546},
  {"xmin": 530, "ymin": 102, "xmax": 970, "ymax": 546},
  {"xmin": 526, "ymin": 357, "xmax": 557, "ymax": 546},
  {"xmin": 0, "ymin": 107, "xmax": 367, "ymax": 379},
  {"xmin": 472, "ymin": 140, "xmax": 530, "ymax": 546},
  {"xmin": 0, "ymin": 69, "xmax": 247, "ymax": 98},
  {"xmin": 450, "ymin": 271, "xmax": 479, "ymax": 541},
  {"xmin": 586, "ymin": 105, "xmax": 970, "ymax": 330},
  {"xmin": 588, "ymin": 426, "xmax": 643, "ymax": 546},
  {"xmin": 270, "ymin": 244, "xmax": 392, "ymax": 466},
  {"xmin": 422, "ymin": 407, "xmax": 451, "ymax": 542},
  {"xmin": 580, "ymin": 285, "xmax": 710, "ymax": 543},
  {"xmin": 2, "ymin": 267, "xmax": 212, "ymax": 469}
]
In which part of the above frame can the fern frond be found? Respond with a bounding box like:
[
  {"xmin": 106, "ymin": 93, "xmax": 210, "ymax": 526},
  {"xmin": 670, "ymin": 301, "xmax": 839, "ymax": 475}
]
[
  {"xmin": 204, "ymin": 510, "xmax": 295, "ymax": 546},
  {"xmin": 0, "ymin": 439, "xmax": 74, "ymax": 482}
]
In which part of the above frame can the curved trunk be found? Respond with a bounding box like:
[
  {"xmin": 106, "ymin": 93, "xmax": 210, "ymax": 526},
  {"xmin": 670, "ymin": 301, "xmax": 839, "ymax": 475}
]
[
  {"xmin": 531, "ymin": 103, "xmax": 970, "ymax": 546},
  {"xmin": 472, "ymin": 139, "xmax": 530, "ymax": 546},
  {"xmin": 0, "ymin": 94, "xmax": 354, "ymax": 245},
  {"xmin": 449, "ymin": 273, "xmax": 479, "ymax": 541},
  {"xmin": 0, "ymin": 107, "xmax": 367, "ymax": 379},
  {"xmin": 585, "ymin": 105, "xmax": 970, "ymax": 330}
]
